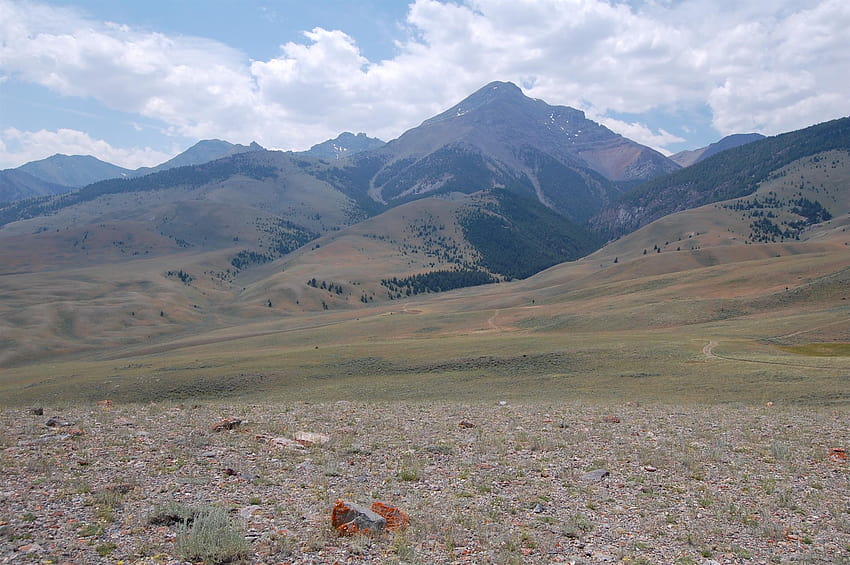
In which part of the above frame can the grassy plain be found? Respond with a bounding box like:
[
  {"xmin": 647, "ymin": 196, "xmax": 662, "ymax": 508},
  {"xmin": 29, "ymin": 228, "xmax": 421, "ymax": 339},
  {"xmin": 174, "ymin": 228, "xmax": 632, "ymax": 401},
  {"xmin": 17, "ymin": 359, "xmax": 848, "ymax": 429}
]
[{"xmin": 2, "ymin": 238, "xmax": 848, "ymax": 407}]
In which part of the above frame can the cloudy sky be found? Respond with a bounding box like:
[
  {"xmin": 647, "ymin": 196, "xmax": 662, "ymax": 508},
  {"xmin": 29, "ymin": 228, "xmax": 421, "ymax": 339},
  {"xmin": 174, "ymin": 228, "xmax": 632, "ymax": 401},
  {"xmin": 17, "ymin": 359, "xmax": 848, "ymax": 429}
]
[{"xmin": 1, "ymin": 0, "xmax": 848, "ymax": 169}]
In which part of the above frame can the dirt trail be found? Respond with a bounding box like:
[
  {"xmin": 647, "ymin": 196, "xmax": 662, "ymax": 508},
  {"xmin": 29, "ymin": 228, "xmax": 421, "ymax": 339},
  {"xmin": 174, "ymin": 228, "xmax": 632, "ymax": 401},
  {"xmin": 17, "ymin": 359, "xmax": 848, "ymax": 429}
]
[
  {"xmin": 701, "ymin": 339, "xmax": 837, "ymax": 370},
  {"xmin": 487, "ymin": 310, "xmax": 501, "ymax": 330},
  {"xmin": 773, "ymin": 318, "xmax": 849, "ymax": 340}
]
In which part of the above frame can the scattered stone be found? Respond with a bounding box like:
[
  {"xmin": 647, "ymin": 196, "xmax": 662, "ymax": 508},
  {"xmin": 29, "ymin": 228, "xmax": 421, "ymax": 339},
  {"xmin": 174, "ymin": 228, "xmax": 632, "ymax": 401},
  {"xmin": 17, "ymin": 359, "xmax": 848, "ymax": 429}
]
[
  {"xmin": 498, "ymin": 401, "xmax": 508, "ymax": 406},
  {"xmin": 45, "ymin": 417, "xmax": 72, "ymax": 427},
  {"xmin": 106, "ymin": 482, "xmax": 135, "ymax": 494},
  {"xmin": 223, "ymin": 467, "xmax": 237, "ymax": 476},
  {"xmin": 371, "ymin": 501, "xmax": 410, "ymax": 531},
  {"xmin": 644, "ymin": 465, "xmax": 657, "ymax": 472},
  {"xmin": 296, "ymin": 460, "xmax": 316, "ymax": 472},
  {"xmin": 532, "ymin": 502, "xmax": 545, "ymax": 513},
  {"xmin": 97, "ymin": 399, "xmax": 113, "ymax": 410},
  {"xmin": 294, "ymin": 431, "xmax": 330, "ymax": 446},
  {"xmin": 458, "ymin": 420, "xmax": 476, "ymax": 429},
  {"xmin": 580, "ymin": 469, "xmax": 610, "ymax": 482},
  {"xmin": 27, "ymin": 407, "xmax": 43, "ymax": 416},
  {"xmin": 258, "ymin": 435, "xmax": 305, "ymax": 450},
  {"xmin": 17, "ymin": 543, "xmax": 44, "ymax": 554},
  {"xmin": 239, "ymin": 505, "xmax": 262, "ymax": 520},
  {"xmin": 113, "ymin": 417, "xmax": 134, "ymax": 427},
  {"xmin": 828, "ymin": 447, "xmax": 847, "ymax": 462},
  {"xmin": 211, "ymin": 418, "xmax": 242, "ymax": 432},
  {"xmin": 331, "ymin": 499, "xmax": 386, "ymax": 536},
  {"xmin": 602, "ymin": 415, "xmax": 621, "ymax": 423},
  {"xmin": 201, "ymin": 451, "xmax": 217, "ymax": 458}
]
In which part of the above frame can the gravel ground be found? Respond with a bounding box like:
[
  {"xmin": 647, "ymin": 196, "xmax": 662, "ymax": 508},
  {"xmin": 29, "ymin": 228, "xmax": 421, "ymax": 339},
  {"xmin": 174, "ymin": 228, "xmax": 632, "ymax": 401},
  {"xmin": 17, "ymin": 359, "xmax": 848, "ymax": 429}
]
[{"xmin": 1, "ymin": 400, "xmax": 848, "ymax": 564}]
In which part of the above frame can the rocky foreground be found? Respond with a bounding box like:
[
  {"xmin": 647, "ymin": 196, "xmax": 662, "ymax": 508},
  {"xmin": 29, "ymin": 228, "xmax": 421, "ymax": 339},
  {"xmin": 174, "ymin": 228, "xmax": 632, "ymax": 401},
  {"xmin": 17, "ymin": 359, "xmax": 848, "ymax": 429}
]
[{"xmin": 1, "ymin": 400, "xmax": 848, "ymax": 564}]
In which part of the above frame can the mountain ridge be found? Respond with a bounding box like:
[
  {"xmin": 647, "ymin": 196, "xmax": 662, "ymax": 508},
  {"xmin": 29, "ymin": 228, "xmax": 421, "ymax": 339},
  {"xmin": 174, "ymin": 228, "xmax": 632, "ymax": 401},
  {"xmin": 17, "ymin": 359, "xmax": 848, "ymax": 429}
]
[
  {"xmin": 301, "ymin": 132, "xmax": 385, "ymax": 160},
  {"xmin": 18, "ymin": 154, "xmax": 131, "ymax": 188},
  {"xmin": 0, "ymin": 169, "xmax": 72, "ymax": 204},
  {"xmin": 329, "ymin": 81, "xmax": 679, "ymax": 224},
  {"xmin": 591, "ymin": 116, "xmax": 850, "ymax": 240},
  {"xmin": 670, "ymin": 133, "xmax": 765, "ymax": 167}
]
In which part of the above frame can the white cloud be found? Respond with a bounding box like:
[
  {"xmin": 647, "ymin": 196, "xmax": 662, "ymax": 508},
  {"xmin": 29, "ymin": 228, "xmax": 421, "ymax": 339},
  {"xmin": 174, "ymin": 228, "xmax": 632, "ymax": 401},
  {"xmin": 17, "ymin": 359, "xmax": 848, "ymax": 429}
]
[
  {"xmin": 0, "ymin": 128, "xmax": 173, "ymax": 169},
  {"xmin": 1, "ymin": 0, "xmax": 848, "ymax": 159},
  {"xmin": 594, "ymin": 117, "xmax": 685, "ymax": 155}
]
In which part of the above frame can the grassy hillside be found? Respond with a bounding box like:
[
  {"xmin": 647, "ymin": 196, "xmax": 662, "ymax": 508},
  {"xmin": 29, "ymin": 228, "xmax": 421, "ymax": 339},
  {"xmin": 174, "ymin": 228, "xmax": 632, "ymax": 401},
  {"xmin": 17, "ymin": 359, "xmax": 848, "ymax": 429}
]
[
  {"xmin": 593, "ymin": 117, "xmax": 850, "ymax": 238},
  {"xmin": 2, "ymin": 217, "xmax": 847, "ymax": 406},
  {"xmin": 589, "ymin": 149, "xmax": 850, "ymax": 267}
]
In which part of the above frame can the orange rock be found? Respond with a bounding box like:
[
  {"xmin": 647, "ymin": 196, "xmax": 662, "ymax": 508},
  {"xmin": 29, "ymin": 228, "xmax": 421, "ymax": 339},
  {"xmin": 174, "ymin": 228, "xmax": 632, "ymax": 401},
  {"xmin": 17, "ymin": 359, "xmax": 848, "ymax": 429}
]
[
  {"xmin": 371, "ymin": 502, "xmax": 410, "ymax": 531},
  {"xmin": 331, "ymin": 499, "xmax": 386, "ymax": 536},
  {"xmin": 211, "ymin": 418, "xmax": 242, "ymax": 432},
  {"xmin": 828, "ymin": 447, "xmax": 847, "ymax": 462},
  {"xmin": 97, "ymin": 399, "xmax": 112, "ymax": 410}
]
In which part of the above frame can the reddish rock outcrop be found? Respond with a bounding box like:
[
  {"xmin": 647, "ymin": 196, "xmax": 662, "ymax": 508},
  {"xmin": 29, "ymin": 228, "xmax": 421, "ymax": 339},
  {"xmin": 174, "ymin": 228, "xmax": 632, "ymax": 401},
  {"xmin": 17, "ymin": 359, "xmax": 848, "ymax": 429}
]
[
  {"xmin": 370, "ymin": 502, "xmax": 410, "ymax": 531},
  {"xmin": 331, "ymin": 500, "xmax": 386, "ymax": 536}
]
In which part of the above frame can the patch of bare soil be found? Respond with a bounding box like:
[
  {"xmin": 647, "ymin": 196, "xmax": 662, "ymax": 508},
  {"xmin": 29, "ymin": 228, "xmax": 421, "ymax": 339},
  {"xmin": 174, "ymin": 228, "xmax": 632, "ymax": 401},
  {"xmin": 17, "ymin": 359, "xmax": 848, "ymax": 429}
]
[{"xmin": 1, "ymin": 401, "xmax": 848, "ymax": 564}]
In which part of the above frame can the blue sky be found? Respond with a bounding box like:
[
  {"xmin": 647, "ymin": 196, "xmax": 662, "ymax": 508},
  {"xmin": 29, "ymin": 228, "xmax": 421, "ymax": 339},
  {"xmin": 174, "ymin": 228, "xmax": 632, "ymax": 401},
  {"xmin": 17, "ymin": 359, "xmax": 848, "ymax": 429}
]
[{"xmin": 1, "ymin": 0, "xmax": 848, "ymax": 169}]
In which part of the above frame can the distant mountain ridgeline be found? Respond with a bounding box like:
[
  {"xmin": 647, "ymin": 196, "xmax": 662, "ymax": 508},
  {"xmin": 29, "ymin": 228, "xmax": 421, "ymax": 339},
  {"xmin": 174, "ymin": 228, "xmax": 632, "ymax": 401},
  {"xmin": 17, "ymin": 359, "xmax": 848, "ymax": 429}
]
[
  {"xmin": 301, "ymin": 132, "xmax": 385, "ymax": 160},
  {"xmin": 669, "ymin": 133, "xmax": 765, "ymax": 167},
  {"xmin": 592, "ymin": 116, "xmax": 850, "ymax": 240},
  {"xmin": 0, "ymin": 140, "xmax": 265, "ymax": 204},
  {"xmin": 0, "ymin": 169, "xmax": 71, "ymax": 205},
  {"xmin": 0, "ymin": 154, "xmax": 277, "ymax": 228},
  {"xmin": 18, "ymin": 154, "xmax": 132, "ymax": 188}
]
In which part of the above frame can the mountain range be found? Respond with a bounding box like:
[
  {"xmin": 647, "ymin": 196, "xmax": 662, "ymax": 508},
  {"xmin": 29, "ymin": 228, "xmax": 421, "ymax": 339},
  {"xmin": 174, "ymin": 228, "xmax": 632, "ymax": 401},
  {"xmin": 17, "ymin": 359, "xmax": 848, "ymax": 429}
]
[
  {"xmin": 0, "ymin": 81, "xmax": 847, "ymax": 368},
  {"xmin": 0, "ymin": 133, "xmax": 391, "ymax": 205}
]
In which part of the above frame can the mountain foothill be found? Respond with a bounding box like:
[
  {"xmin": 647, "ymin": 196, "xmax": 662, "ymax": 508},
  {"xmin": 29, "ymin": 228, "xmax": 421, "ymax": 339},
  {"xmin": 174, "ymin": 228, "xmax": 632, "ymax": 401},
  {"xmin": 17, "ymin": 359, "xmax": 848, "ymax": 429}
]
[{"xmin": 1, "ymin": 81, "xmax": 848, "ymax": 366}]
